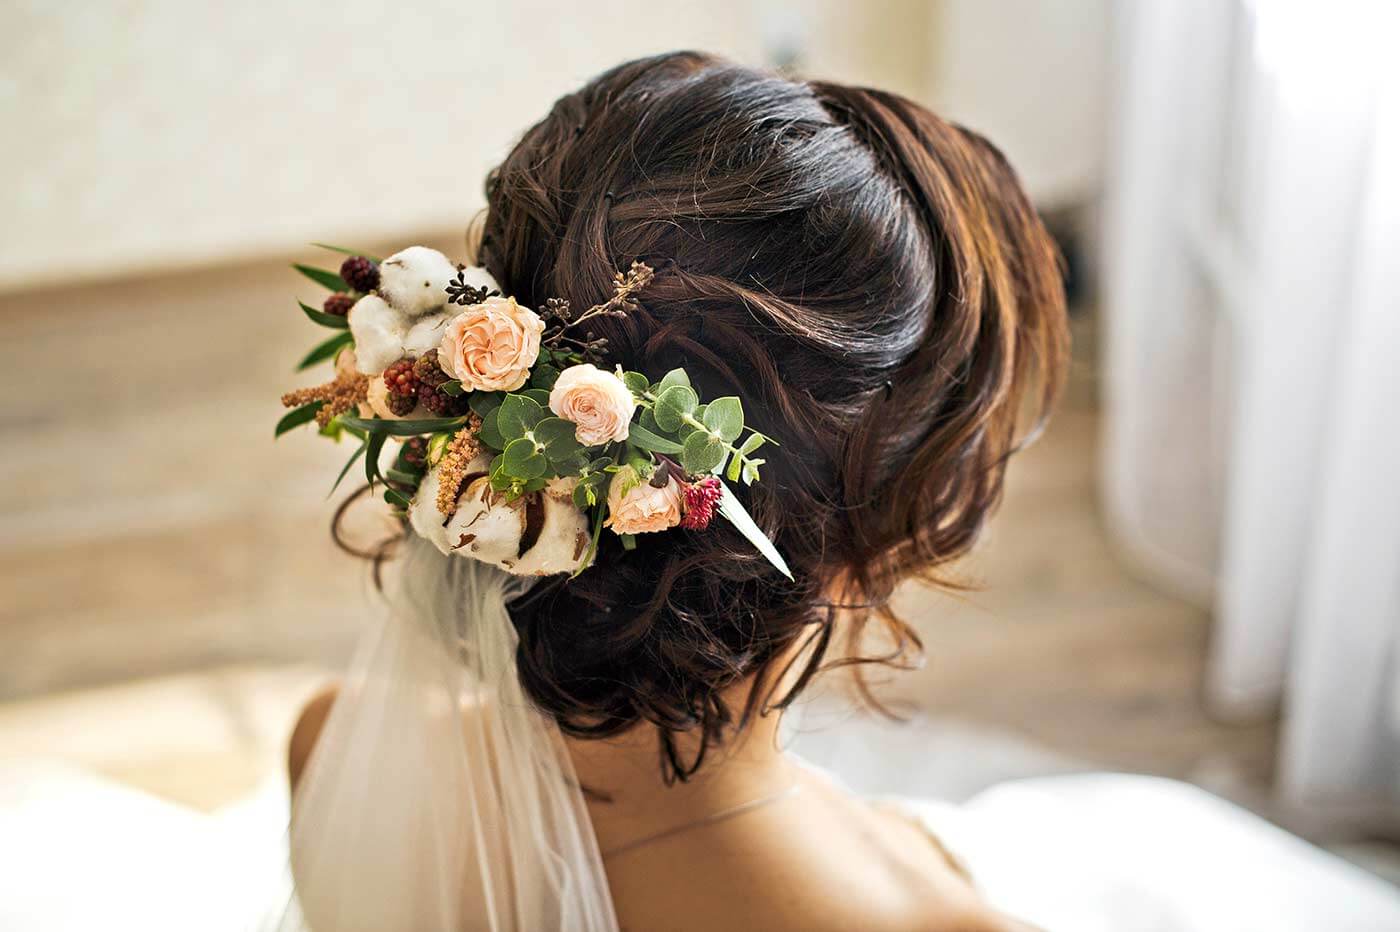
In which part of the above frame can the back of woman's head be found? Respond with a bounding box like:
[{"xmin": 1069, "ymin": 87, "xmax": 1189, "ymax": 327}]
[{"xmin": 481, "ymin": 51, "xmax": 1068, "ymax": 780}]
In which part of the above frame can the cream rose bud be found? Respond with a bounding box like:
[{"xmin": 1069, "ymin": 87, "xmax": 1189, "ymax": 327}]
[
  {"xmin": 438, "ymin": 296, "xmax": 544, "ymax": 392},
  {"xmin": 606, "ymin": 470, "xmax": 683, "ymax": 535},
  {"xmin": 377, "ymin": 246, "xmax": 457, "ymax": 317},
  {"xmin": 548, "ymin": 364, "xmax": 636, "ymax": 446},
  {"xmin": 347, "ymin": 295, "xmax": 408, "ymax": 374}
]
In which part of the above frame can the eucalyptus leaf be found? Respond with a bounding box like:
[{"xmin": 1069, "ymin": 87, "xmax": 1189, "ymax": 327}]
[
  {"xmin": 384, "ymin": 486, "xmax": 412, "ymax": 509},
  {"xmin": 622, "ymin": 371, "xmax": 650, "ymax": 396},
  {"xmin": 653, "ymin": 384, "xmax": 698, "ymax": 432},
  {"xmin": 639, "ymin": 407, "xmax": 661, "ymax": 434},
  {"xmin": 620, "ymin": 533, "xmax": 637, "ymax": 551},
  {"xmin": 385, "ymin": 467, "xmax": 422, "ymax": 486},
  {"xmin": 535, "ymin": 417, "xmax": 582, "ymax": 459},
  {"xmin": 439, "ymin": 379, "xmax": 465, "ymax": 397},
  {"xmin": 741, "ymin": 458, "xmax": 765, "ymax": 485},
  {"xmin": 654, "ymin": 368, "xmax": 692, "ymax": 394},
  {"xmin": 298, "ymin": 301, "xmax": 350, "ymax": 329},
  {"xmin": 738, "ymin": 433, "xmax": 766, "ymax": 456},
  {"xmin": 297, "ymin": 331, "xmax": 354, "ymax": 371},
  {"xmin": 523, "ymin": 476, "xmax": 549, "ymax": 493},
  {"xmin": 702, "ymin": 396, "xmax": 744, "ymax": 443},
  {"xmin": 717, "ymin": 481, "xmax": 792, "ymax": 579},
  {"xmin": 530, "ymin": 364, "xmax": 561, "ymax": 391},
  {"xmin": 477, "ymin": 408, "xmax": 506, "ymax": 450},
  {"xmin": 469, "ymin": 391, "xmax": 505, "ymax": 418},
  {"xmin": 681, "ymin": 431, "xmax": 726, "ymax": 474},
  {"xmin": 627, "ymin": 422, "xmax": 684, "ymax": 455},
  {"xmin": 726, "ymin": 452, "xmax": 743, "ymax": 482},
  {"xmin": 522, "ymin": 388, "xmax": 552, "ymax": 408},
  {"xmin": 293, "ymin": 263, "xmax": 350, "ymax": 292},
  {"xmin": 502, "ymin": 437, "xmax": 547, "ymax": 479},
  {"xmin": 340, "ymin": 414, "xmax": 469, "ymax": 436},
  {"xmin": 497, "ymin": 394, "xmax": 544, "ymax": 441},
  {"xmin": 275, "ymin": 401, "xmax": 324, "ymax": 437}
]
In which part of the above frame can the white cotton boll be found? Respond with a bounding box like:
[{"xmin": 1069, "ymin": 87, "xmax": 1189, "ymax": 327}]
[
  {"xmin": 408, "ymin": 467, "xmax": 452, "ymax": 555},
  {"xmin": 348, "ymin": 295, "xmax": 408, "ymax": 374},
  {"xmin": 378, "ymin": 246, "xmax": 458, "ymax": 317},
  {"xmin": 446, "ymin": 477, "xmax": 526, "ymax": 567},
  {"xmin": 513, "ymin": 492, "xmax": 591, "ymax": 576},
  {"xmin": 402, "ymin": 310, "xmax": 454, "ymax": 358}
]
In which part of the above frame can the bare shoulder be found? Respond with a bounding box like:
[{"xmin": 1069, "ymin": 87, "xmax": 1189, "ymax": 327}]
[{"xmin": 288, "ymin": 682, "xmax": 340, "ymax": 792}]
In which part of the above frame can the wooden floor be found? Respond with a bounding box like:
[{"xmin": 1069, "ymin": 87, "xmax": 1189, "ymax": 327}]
[{"xmin": 10, "ymin": 247, "xmax": 1393, "ymax": 879}]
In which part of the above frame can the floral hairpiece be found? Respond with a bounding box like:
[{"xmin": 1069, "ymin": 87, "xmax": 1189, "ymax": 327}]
[{"xmin": 276, "ymin": 245, "xmax": 791, "ymax": 579}]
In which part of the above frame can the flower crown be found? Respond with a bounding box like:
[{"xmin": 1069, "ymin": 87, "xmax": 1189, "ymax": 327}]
[{"xmin": 276, "ymin": 245, "xmax": 791, "ymax": 579}]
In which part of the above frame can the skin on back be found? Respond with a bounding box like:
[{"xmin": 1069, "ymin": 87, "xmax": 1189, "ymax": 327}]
[{"xmin": 288, "ymin": 684, "xmax": 1037, "ymax": 932}]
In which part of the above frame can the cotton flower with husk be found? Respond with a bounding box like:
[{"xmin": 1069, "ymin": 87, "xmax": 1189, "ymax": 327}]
[{"xmin": 347, "ymin": 294, "xmax": 408, "ymax": 374}]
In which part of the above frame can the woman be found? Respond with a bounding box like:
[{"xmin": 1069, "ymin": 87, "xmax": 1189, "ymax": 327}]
[{"xmin": 282, "ymin": 51, "xmax": 1067, "ymax": 931}]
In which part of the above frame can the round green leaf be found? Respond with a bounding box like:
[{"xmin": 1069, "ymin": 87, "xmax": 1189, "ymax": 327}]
[
  {"xmin": 702, "ymin": 396, "xmax": 744, "ymax": 443},
  {"xmin": 502, "ymin": 437, "xmax": 547, "ymax": 479},
  {"xmin": 654, "ymin": 384, "xmax": 698, "ymax": 432},
  {"xmin": 522, "ymin": 388, "xmax": 552, "ymax": 408},
  {"xmin": 535, "ymin": 417, "xmax": 583, "ymax": 459},
  {"xmin": 622, "ymin": 371, "xmax": 650, "ymax": 396},
  {"xmin": 477, "ymin": 409, "xmax": 506, "ymax": 450},
  {"xmin": 497, "ymin": 394, "xmax": 544, "ymax": 441},
  {"xmin": 469, "ymin": 391, "xmax": 504, "ymax": 418},
  {"xmin": 681, "ymin": 430, "xmax": 725, "ymax": 474},
  {"xmin": 531, "ymin": 364, "xmax": 561, "ymax": 391}
]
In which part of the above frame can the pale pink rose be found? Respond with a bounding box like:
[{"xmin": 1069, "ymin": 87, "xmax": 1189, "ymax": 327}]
[
  {"xmin": 606, "ymin": 469, "xmax": 683, "ymax": 534},
  {"xmin": 438, "ymin": 296, "xmax": 544, "ymax": 392},
  {"xmin": 548, "ymin": 364, "xmax": 636, "ymax": 446}
]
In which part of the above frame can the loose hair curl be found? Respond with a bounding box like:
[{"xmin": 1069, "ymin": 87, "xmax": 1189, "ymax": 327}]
[{"xmin": 460, "ymin": 52, "xmax": 1067, "ymax": 781}]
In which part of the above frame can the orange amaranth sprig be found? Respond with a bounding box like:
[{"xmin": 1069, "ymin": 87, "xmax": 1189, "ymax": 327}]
[
  {"xmin": 435, "ymin": 415, "xmax": 485, "ymax": 516},
  {"xmin": 281, "ymin": 372, "xmax": 369, "ymax": 427}
]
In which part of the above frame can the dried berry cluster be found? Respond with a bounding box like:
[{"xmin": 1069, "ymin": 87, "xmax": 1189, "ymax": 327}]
[
  {"xmin": 340, "ymin": 255, "xmax": 380, "ymax": 293},
  {"xmin": 413, "ymin": 349, "xmax": 469, "ymax": 416},
  {"xmin": 445, "ymin": 268, "xmax": 499, "ymax": 306},
  {"xmin": 323, "ymin": 292, "xmax": 356, "ymax": 317}
]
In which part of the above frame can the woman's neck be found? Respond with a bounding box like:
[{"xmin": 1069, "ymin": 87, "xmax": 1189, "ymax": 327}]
[{"xmin": 564, "ymin": 701, "xmax": 797, "ymax": 857}]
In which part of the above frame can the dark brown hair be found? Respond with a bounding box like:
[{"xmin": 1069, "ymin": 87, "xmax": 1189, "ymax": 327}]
[{"xmin": 477, "ymin": 51, "xmax": 1067, "ymax": 781}]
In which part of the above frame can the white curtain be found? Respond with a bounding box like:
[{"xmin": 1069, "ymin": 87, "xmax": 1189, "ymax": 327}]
[{"xmin": 1102, "ymin": 0, "xmax": 1400, "ymax": 828}]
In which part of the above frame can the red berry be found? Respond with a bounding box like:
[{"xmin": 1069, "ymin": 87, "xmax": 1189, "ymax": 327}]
[
  {"xmin": 383, "ymin": 358, "xmax": 419, "ymax": 397},
  {"xmin": 340, "ymin": 255, "xmax": 380, "ymax": 293},
  {"xmin": 323, "ymin": 292, "xmax": 355, "ymax": 317}
]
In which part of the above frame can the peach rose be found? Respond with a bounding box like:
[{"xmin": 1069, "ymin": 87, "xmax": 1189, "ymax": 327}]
[
  {"xmin": 606, "ymin": 469, "xmax": 683, "ymax": 534},
  {"xmin": 548, "ymin": 364, "xmax": 636, "ymax": 446},
  {"xmin": 438, "ymin": 296, "xmax": 544, "ymax": 392}
]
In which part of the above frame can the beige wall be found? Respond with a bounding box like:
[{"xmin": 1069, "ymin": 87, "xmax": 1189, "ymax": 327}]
[{"xmin": 1, "ymin": 1, "xmax": 767, "ymax": 290}]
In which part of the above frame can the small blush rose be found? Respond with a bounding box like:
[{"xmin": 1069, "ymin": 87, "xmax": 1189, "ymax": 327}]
[
  {"xmin": 438, "ymin": 296, "xmax": 544, "ymax": 392},
  {"xmin": 606, "ymin": 468, "xmax": 683, "ymax": 534},
  {"xmin": 548, "ymin": 364, "xmax": 636, "ymax": 446}
]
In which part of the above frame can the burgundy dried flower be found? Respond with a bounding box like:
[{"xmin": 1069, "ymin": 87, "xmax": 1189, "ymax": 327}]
[{"xmin": 680, "ymin": 476, "xmax": 722, "ymax": 530}]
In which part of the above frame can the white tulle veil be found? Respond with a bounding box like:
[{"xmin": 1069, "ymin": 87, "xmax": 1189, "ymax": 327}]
[{"xmin": 270, "ymin": 534, "xmax": 618, "ymax": 932}]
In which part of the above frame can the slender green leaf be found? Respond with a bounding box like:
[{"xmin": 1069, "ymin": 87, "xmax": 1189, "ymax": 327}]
[
  {"xmin": 293, "ymin": 263, "xmax": 350, "ymax": 292},
  {"xmin": 340, "ymin": 414, "xmax": 469, "ymax": 436},
  {"xmin": 297, "ymin": 331, "xmax": 354, "ymax": 371},
  {"xmin": 328, "ymin": 442, "xmax": 367, "ymax": 497},
  {"xmin": 384, "ymin": 486, "xmax": 412, "ymax": 509},
  {"xmin": 702, "ymin": 396, "xmax": 744, "ymax": 443},
  {"xmin": 312, "ymin": 243, "xmax": 381, "ymax": 262},
  {"xmin": 365, "ymin": 431, "xmax": 387, "ymax": 488},
  {"xmin": 627, "ymin": 421, "xmax": 684, "ymax": 455},
  {"xmin": 298, "ymin": 300, "xmax": 350, "ymax": 329},
  {"xmin": 275, "ymin": 401, "xmax": 324, "ymax": 437},
  {"xmin": 716, "ymin": 482, "xmax": 792, "ymax": 579},
  {"xmin": 385, "ymin": 467, "xmax": 422, "ymax": 486}
]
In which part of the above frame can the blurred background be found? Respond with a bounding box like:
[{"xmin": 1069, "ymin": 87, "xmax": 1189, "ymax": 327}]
[{"xmin": 2, "ymin": 0, "xmax": 1398, "ymax": 907}]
